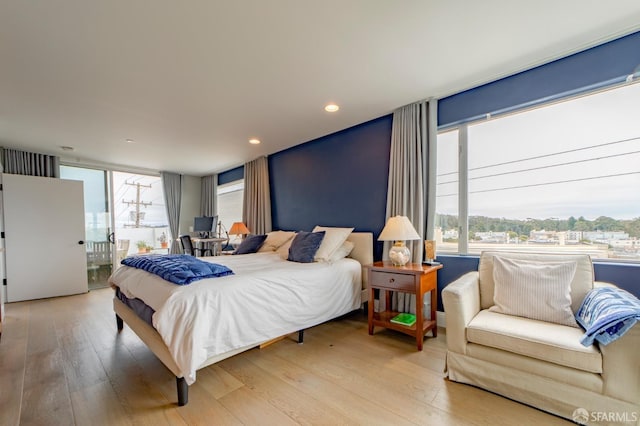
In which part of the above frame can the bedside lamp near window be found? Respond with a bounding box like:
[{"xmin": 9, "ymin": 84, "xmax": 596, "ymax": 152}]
[
  {"xmin": 229, "ymin": 222, "xmax": 250, "ymax": 246},
  {"xmin": 378, "ymin": 216, "xmax": 421, "ymax": 266}
]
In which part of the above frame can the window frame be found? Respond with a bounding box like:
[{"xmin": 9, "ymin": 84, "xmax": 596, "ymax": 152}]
[{"xmin": 436, "ymin": 80, "xmax": 640, "ymax": 263}]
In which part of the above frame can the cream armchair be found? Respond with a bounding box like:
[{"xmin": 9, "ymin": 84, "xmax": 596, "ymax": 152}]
[{"xmin": 442, "ymin": 251, "xmax": 639, "ymax": 426}]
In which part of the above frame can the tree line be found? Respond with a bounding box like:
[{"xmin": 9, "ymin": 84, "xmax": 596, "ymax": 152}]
[{"xmin": 436, "ymin": 215, "xmax": 640, "ymax": 239}]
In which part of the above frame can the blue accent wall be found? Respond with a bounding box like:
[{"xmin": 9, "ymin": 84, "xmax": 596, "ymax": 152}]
[
  {"xmin": 269, "ymin": 115, "xmax": 393, "ymax": 260},
  {"xmin": 218, "ymin": 165, "xmax": 244, "ymax": 185},
  {"xmin": 438, "ymin": 30, "xmax": 640, "ymax": 128}
]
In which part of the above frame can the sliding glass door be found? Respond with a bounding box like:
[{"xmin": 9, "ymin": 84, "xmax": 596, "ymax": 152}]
[
  {"xmin": 60, "ymin": 165, "xmax": 113, "ymax": 290},
  {"xmin": 60, "ymin": 166, "xmax": 170, "ymax": 290}
]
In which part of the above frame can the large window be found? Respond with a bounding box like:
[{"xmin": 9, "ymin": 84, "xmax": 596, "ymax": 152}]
[
  {"xmin": 435, "ymin": 129, "xmax": 459, "ymax": 253},
  {"xmin": 217, "ymin": 180, "xmax": 244, "ymax": 235},
  {"xmin": 436, "ymin": 82, "xmax": 640, "ymax": 260},
  {"xmin": 112, "ymin": 171, "xmax": 169, "ymax": 254}
]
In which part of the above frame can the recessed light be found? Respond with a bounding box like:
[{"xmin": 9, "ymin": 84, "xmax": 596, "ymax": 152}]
[
  {"xmin": 249, "ymin": 138, "xmax": 261, "ymax": 145},
  {"xmin": 60, "ymin": 145, "xmax": 74, "ymax": 151},
  {"xmin": 324, "ymin": 103, "xmax": 339, "ymax": 112},
  {"xmin": 125, "ymin": 138, "xmax": 135, "ymax": 143}
]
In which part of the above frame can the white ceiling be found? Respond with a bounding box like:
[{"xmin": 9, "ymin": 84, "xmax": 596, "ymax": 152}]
[{"xmin": 2, "ymin": 1, "xmax": 640, "ymax": 176}]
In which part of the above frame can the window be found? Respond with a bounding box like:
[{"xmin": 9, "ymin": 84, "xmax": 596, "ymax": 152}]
[
  {"xmin": 435, "ymin": 129, "xmax": 459, "ymax": 253},
  {"xmin": 217, "ymin": 180, "xmax": 244, "ymax": 235},
  {"xmin": 436, "ymin": 82, "xmax": 640, "ymax": 260},
  {"xmin": 112, "ymin": 172, "xmax": 169, "ymax": 254}
]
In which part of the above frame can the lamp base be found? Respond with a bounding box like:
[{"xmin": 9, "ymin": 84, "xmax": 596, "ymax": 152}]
[{"xmin": 389, "ymin": 242, "xmax": 410, "ymax": 266}]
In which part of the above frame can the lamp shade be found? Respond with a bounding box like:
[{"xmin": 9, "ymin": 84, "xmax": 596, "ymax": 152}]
[
  {"xmin": 378, "ymin": 216, "xmax": 421, "ymax": 241},
  {"xmin": 229, "ymin": 222, "xmax": 250, "ymax": 236}
]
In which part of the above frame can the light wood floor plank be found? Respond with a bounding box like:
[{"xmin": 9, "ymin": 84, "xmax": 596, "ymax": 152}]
[
  {"xmin": 70, "ymin": 380, "xmax": 132, "ymax": 426},
  {"xmin": 20, "ymin": 346, "xmax": 75, "ymax": 425},
  {"xmin": 0, "ymin": 302, "xmax": 29, "ymax": 426},
  {"xmin": 219, "ymin": 353, "xmax": 357, "ymax": 425},
  {"xmin": 1, "ymin": 287, "xmax": 574, "ymax": 425},
  {"xmin": 265, "ymin": 333, "xmax": 472, "ymax": 426},
  {"xmin": 242, "ymin": 347, "xmax": 423, "ymax": 426}
]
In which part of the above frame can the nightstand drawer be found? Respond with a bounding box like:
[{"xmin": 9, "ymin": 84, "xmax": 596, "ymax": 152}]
[{"xmin": 370, "ymin": 271, "xmax": 415, "ymax": 291}]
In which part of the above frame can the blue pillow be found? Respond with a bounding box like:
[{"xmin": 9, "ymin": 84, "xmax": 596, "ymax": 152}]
[
  {"xmin": 287, "ymin": 231, "xmax": 325, "ymax": 263},
  {"xmin": 233, "ymin": 234, "xmax": 267, "ymax": 255}
]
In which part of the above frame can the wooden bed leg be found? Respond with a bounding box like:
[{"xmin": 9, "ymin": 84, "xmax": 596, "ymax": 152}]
[
  {"xmin": 116, "ymin": 314, "xmax": 123, "ymax": 331},
  {"xmin": 297, "ymin": 330, "xmax": 304, "ymax": 344},
  {"xmin": 177, "ymin": 377, "xmax": 188, "ymax": 406}
]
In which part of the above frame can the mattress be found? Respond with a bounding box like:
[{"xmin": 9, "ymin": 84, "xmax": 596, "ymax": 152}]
[
  {"xmin": 109, "ymin": 252, "xmax": 362, "ymax": 384},
  {"xmin": 115, "ymin": 286, "xmax": 154, "ymax": 326}
]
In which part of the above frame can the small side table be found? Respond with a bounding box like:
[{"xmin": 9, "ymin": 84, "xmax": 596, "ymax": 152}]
[{"xmin": 366, "ymin": 261, "xmax": 442, "ymax": 350}]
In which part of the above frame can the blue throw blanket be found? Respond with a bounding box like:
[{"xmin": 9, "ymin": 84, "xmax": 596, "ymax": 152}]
[
  {"xmin": 121, "ymin": 254, "xmax": 234, "ymax": 285},
  {"xmin": 576, "ymin": 287, "xmax": 640, "ymax": 346}
]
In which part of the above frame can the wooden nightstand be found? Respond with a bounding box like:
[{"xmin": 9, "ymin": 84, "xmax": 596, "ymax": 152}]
[{"xmin": 366, "ymin": 261, "xmax": 442, "ymax": 350}]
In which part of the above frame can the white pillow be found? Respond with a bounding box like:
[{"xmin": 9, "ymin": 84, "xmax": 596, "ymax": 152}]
[
  {"xmin": 312, "ymin": 226, "xmax": 354, "ymax": 262},
  {"xmin": 328, "ymin": 240, "xmax": 355, "ymax": 263},
  {"xmin": 258, "ymin": 230, "xmax": 296, "ymax": 252},
  {"xmin": 489, "ymin": 256, "xmax": 579, "ymax": 327},
  {"xmin": 276, "ymin": 234, "xmax": 296, "ymax": 259}
]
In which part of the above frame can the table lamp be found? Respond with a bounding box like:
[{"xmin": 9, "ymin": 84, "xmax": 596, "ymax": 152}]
[
  {"xmin": 229, "ymin": 222, "xmax": 250, "ymax": 241},
  {"xmin": 378, "ymin": 216, "xmax": 421, "ymax": 266}
]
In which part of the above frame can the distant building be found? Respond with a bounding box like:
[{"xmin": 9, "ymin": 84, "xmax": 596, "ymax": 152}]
[
  {"xmin": 475, "ymin": 231, "xmax": 507, "ymax": 243},
  {"xmin": 443, "ymin": 228, "xmax": 459, "ymax": 240},
  {"xmin": 565, "ymin": 230, "xmax": 583, "ymax": 242},
  {"xmin": 583, "ymin": 231, "xmax": 629, "ymax": 243},
  {"xmin": 529, "ymin": 229, "xmax": 558, "ymax": 244}
]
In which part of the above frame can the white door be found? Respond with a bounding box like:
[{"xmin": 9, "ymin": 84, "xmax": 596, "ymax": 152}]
[{"xmin": 3, "ymin": 174, "xmax": 88, "ymax": 302}]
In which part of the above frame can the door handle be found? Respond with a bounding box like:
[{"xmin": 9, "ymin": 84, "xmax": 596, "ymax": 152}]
[{"xmin": 108, "ymin": 232, "xmax": 115, "ymax": 244}]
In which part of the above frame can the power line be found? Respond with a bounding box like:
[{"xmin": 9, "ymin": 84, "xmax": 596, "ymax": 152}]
[
  {"xmin": 437, "ymin": 171, "xmax": 640, "ymax": 197},
  {"xmin": 437, "ymin": 135, "xmax": 640, "ymax": 177},
  {"xmin": 437, "ymin": 149, "xmax": 640, "ymax": 185}
]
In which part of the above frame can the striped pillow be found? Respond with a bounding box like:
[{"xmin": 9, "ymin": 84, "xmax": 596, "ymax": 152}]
[{"xmin": 489, "ymin": 256, "xmax": 579, "ymax": 327}]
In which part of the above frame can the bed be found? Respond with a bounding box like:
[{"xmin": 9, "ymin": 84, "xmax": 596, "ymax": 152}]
[{"xmin": 109, "ymin": 231, "xmax": 373, "ymax": 405}]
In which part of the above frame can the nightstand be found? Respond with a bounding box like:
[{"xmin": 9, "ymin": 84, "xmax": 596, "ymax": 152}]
[{"xmin": 366, "ymin": 261, "xmax": 442, "ymax": 350}]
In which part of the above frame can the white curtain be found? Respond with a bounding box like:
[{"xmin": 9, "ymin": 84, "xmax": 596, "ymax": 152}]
[
  {"xmin": 1, "ymin": 147, "xmax": 60, "ymax": 177},
  {"xmin": 242, "ymin": 156, "xmax": 272, "ymax": 235},
  {"xmin": 161, "ymin": 171, "xmax": 182, "ymax": 254},
  {"xmin": 200, "ymin": 174, "xmax": 217, "ymax": 217},
  {"xmin": 383, "ymin": 99, "xmax": 438, "ymax": 313}
]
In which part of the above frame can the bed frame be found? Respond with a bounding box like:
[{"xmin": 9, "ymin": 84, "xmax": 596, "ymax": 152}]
[{"xmin": 112, "ymin": 232, "xmax": 373, "ymax": 405}]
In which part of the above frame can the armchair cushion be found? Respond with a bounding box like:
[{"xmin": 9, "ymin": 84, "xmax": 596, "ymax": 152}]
[
  {"xmin": 489, "ymin": 256, "xmax": 579, "ymax": 327},
  {"xmin": 478, "ymin": 251, "xmax": 594, "ymax": 313},
  {"xmin": 467, "ymin": 310, "xmax": 602, "ymax": 373}
]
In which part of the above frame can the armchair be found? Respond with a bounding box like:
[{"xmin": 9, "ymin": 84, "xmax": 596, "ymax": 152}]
[{"xmin": 442, "ymin": 251, "xmax": 639, "ymax": 426}]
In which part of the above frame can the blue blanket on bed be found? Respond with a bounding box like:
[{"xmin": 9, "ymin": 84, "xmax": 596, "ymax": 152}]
[
  {"xmin": 576, "ymin": 287, "xmax": 640, "ymax": 346},
  {"xmin": 121, "ymin": 254, "xmax": 234, "ymax": 285}
]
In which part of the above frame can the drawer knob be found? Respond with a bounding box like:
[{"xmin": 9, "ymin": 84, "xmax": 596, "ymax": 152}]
[{"xmin": 389, "ymin": 278, "xmax": 395, "ymax": 283}]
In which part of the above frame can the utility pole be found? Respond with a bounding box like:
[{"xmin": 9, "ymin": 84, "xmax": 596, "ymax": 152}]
[{"xmin": 123, "ymin": 181, "xmax": 152, "ymax": 227}]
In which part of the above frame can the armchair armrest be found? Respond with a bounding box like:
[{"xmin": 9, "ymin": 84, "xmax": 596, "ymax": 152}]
[
  {"xmin": 594, "ymin": 280, "xmax": 617, "ymax": 289},
  {"xmin": 442, "ymin": 271, "xmax": 481, "ymax": 354},
  {"xmin": 600, "ymin": 322, "xmax": 640, "ymax": 403},
  {"xmin": 589, "ymin": 281, "xmax": 640, "ymax": 402}
]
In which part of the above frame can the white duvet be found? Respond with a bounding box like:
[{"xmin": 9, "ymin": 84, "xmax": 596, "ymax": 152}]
[{"xmin": 110, "ymin": 252, "xmax": 362, "ymax": 384}]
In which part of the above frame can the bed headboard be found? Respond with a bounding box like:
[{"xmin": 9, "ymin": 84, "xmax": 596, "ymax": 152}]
[{"xmin": 346, "ymin": 232, "xmax": 373, "ymax": 294}]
